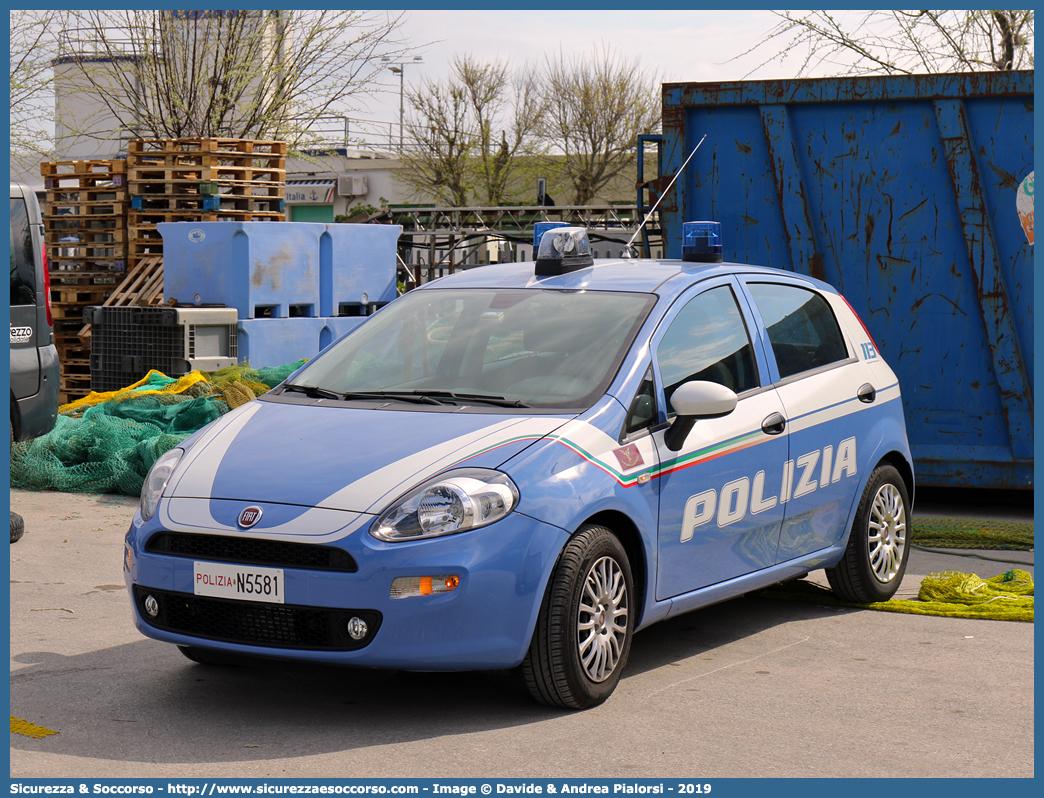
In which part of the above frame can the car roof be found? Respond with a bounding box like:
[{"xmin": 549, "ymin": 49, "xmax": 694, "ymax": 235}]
[{"xmin": 419, "ymin": 258, "xmax": 837, "ymax": 304}]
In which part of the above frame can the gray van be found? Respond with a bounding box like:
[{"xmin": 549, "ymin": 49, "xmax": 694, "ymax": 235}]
[{"xmin": 10, "ymin": 182, "xmax": 60, "ymax": 444}]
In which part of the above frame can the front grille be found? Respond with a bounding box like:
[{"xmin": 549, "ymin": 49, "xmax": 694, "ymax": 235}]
[
  {"xmin": 134, "ymin": 587, "xmax": 381, "ymax": 650},
  {"xmin": 145, "ymin": 532, "xmax": 357, "ymax": 572}
]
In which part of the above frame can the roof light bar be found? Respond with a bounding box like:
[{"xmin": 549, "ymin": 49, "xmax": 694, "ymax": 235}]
[{"xmin": 534, "ymin": 227, "xmax": 594, "ymax": 276}]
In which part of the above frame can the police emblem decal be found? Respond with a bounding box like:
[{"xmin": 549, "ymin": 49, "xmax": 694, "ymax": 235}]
[{"xmin": 613, "ymin": 444, "xmax": 645, "ymax": 471}]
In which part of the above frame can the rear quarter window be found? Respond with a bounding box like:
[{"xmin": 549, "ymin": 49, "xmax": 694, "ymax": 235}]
[
  {"xmin": 747, "ymin": 283, "xmax": 849, "ymax": 379},
  {"xmin": 10, "ymin": 197, "xmax": 36, "ymax": 306}
]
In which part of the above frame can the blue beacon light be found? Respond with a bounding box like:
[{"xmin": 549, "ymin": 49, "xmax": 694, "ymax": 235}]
[
  {"xmin": 533, "ymin": 221, "xmax": 569, "ymax": 249},
  {"xmin": 681, "ymin": 221, "xmax": 723, "ymax": 263}
]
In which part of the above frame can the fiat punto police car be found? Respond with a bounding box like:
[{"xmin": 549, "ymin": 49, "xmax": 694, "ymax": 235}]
[{"xmin": 125, "ymin": 224, "xmax": 913, "ymax": 709}]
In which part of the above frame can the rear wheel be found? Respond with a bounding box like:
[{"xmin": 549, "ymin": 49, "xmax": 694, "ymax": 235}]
[
  {"xmin": 827, "ymin": 463, "xmax": 911, "ymax": 603},
  {"xmin": 523, "ymin": 525, "xmax": 633, "ymax": 709}
]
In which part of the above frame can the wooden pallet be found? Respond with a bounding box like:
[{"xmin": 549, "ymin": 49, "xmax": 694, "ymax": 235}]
[
  {"xmin": 59, "ymin": 387, "xmax": 93, "ymax": 405},
  {"xmin": 48, "ymin": 243, "xmax": 126, "ymax": 258},
  {"xmin": 129, "ymin": 209, "xmax": 284, "ymax": 225},
  {"xmin": 42, "ymin": 159, "xmax": 127, "ymax": 176},
  {"xmin": 44, "ymin": 216, "xmax": 124, "ymax": 233},
  {"xmin": 44, "ymin": 201, "xmax": 129, "ymax": 217},
  {"xmin": 45, "ymin": 188, "xmax": 127, "ymax": 205},
  {"xmin": 77, "ymin": 255, "xmax": 166, "ymax": 341},
  {"xmin": 128, "ymin": 138, "xmax": 287, "ymax": 156},
  {"xmin": 50, "ymin": 271, "xmax": 122, "ymax": 288},
  {"xmin": 51, "ymin": 284, "xmax": 118, "ymax": 306},
  {"xmin": 128, "ymin": 179, "xmax": 285, "ymax": 198},
  {"xmin": 129, "ymin": 165, "xmax": 285, "ymax": 183},
  {"xmin": 130, "ymin": 195, "xmax": 284, "ymax": 213},
  {"xmin": 46, "ymin": 228, "xmax": 126, "ymax": 245},
  {"xmin": 41, "ymin": 159, "xmax": 126, "ymax": 190}
]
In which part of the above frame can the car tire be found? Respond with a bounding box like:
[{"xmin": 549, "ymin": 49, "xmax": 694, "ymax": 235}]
[
  {"xmin": 177, "ymin": 645, "xmax": 236, "ymax": 666},
  {"xmin": 827, "ymin": 463, "xmax": 911, "ymax": 603},
  {"xmin": 10, "ymin": 512, "xmax": 25, "ymax": 544},
  {"xmin": 522, "ymin": 524, "xmax": 634, "ymax": 709}
]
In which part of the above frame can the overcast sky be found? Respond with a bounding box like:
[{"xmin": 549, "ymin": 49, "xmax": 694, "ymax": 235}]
[{"xmin": 349, "ymin": 9, "xmax": 824, "ymax": 145}]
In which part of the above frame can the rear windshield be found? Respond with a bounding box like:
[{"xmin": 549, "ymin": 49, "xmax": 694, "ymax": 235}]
[
  {"xmin": 10, "ymin": 197, "xmax": 36, "ymax": 306},
  {"xmin": 289, "ymin": 288, "xmax": 656, "ymax": 410}
]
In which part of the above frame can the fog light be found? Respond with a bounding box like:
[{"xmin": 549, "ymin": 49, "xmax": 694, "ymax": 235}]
[
  {"xmin": 346, "ymin": 617, "xmax": 369, "ymax": 640},
  {"xmin": 144, "ymin": 595, "xmax": 159, "ymax": 617},
  {"xmin": 390, "ymin": 575, "xmax": 460, "ymax": 599}
]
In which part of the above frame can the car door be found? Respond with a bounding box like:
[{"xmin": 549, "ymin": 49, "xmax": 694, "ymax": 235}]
[
  {"xmin": 652, "ymin": 277, "xmax": 790, "ymax": 601},
  {"xmin": 740, "ymin": 278, "xmax": 871, "ymax": 562}
]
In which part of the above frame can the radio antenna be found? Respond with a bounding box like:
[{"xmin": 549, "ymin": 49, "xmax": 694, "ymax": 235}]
[{"xmin": 622, "ymin": 133, "xmax": 707, "ymax": 258}]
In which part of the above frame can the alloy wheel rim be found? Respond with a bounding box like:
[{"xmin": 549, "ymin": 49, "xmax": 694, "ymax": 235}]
[
  {"xmin": 868, "ymin": 483, "xmax": 907, "ymax": 583},
  {"xmin": 577, "ymin": 555, "xmax": 628, "ymax": 682}
]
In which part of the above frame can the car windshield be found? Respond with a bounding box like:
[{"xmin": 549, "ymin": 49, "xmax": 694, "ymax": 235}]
[{"xmin": 287, "ymin": 288, "xmax": 656, "ymax": 410}]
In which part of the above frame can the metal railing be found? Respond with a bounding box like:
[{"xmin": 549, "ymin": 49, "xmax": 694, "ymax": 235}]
[{"xmin": 385, "ymin": 205, "xmax": 664, "ymax": 288}]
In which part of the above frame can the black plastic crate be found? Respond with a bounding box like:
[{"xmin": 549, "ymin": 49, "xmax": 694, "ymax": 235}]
[{"xmin": 87, "ymin": 306, "xmax": 238, "ymax": 392}]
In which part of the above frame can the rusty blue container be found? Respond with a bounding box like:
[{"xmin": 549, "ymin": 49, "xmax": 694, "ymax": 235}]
[{"xmin": 658, "ymin": 71, "xmax": 1033, "ymax": 489}]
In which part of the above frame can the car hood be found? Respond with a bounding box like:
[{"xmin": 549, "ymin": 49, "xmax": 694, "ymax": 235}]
[{"xmin": 165, "ymin": 399, "xmax": 569, "ymax": 513}]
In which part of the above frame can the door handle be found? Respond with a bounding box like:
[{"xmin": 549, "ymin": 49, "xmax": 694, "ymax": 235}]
[
  {"xmin": 761, "ymin": 412, "xmax": 786, "ymax": 435},
  {"xmin": 857, "ymin": 383, "xmax": 876, "ymax": 403}
]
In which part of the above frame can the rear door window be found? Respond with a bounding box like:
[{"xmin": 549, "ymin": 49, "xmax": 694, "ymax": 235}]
[
  {"xmin": 10, "ymin": 197, "xmax": 36, "ymax": 306},
  {"xmin": 747, "ymin": 283, "xmax": 849, "ymax": 379}
]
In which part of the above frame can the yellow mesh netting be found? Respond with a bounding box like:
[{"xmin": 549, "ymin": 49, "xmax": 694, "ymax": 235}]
[
  {"xmin": 10, "ymin": 717, "xmax": 58, "ymax": 738},
  {"xmin": 757, "ymin": 569, "xmax": 1034, "ymax": 622},
  {"xmin": 59, "ymin": 370, "xmax": 209, "ymax": 414},
  {"xmin": 914, "ymin": 516, "xmax": 1033, "ymax": 550},
  {"xmin": 222, "ymin": 380, "xmax": 258, "ymax": 409}
]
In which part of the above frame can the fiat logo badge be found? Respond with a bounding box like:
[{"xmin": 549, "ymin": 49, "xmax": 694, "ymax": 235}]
[{"xmin": 238, "ymin": 506, "xmax": 263, "ymax": 529}]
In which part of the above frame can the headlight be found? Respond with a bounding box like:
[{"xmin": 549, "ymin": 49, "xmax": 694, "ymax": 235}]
[
  {"xmin": 371, "ymin": 468, "xmax": 520, "ymax": 542},
  {"xmin": 140, "ymin": 448, "xmax": 184, "ymax": 521}
]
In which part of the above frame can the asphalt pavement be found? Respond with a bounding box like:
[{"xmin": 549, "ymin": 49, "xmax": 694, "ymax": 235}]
[{"xmin": 8, "ymin": 487, "xmax": 1034, "ymax": 779}]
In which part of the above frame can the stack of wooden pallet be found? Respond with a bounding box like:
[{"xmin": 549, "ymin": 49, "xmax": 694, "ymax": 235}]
[
  {"xmin": 40, "ymin": 159, "xmax": 130, "ymax": 403},
  {"xmin": 126, "ymin": 137, "xmax": 286, "ymax": 270}
]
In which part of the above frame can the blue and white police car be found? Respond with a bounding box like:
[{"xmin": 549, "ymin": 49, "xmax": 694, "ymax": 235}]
[{"xmin": 125, "ymin": 223, "xmax": 913, "ymax": 709}]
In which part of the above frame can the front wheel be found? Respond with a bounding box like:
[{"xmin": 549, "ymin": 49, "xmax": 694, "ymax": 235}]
[
  {"xmin": 827, "ymin": 463, "xmax": 911, "ymax": 603},
  {"xmin": 523, "ymin": 525, "xmax": 634, "ymax": 709}
]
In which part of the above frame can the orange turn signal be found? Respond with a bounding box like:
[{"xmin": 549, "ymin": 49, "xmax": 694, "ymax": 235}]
[{"xmin": 390, "ymin": 574, "xmax": 460, "ymax": 599}]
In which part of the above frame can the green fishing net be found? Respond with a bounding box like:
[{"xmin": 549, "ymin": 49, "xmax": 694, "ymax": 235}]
[{"xmin": 10, "ymin": 360, "xmax": 307, "ymax": 496}]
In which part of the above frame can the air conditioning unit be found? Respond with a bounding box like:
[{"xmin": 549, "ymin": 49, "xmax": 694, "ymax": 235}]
[{"xmin": 337, "ymin": 175, "xmax": 368, "ymax": 197}]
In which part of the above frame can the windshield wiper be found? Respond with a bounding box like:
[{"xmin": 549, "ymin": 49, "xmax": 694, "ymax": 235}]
[
  {"xmin": 282, "ymin": 384, "xmax": 444, "ymax": 405},
  {"xmin": 283, "ymin": 385, "xmax": 526, "ymax": 408},
  {"xmin": 409, "ymin": 390, "xmax": 532, "ymax": 408},
  {"xmin": 339, "ymin": 390, "xmax": 448, "ymax": 405},
  {"xmin": 282, "ymin": 384, "xmax": 345, "ymax": 401}
]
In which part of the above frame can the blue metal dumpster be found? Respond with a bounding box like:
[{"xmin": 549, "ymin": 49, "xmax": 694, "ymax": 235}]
[{"xmin": 658, "ymin": 70, "xmax": 1033, "ymax": 489}]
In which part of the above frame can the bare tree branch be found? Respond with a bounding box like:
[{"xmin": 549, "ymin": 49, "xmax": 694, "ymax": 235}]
[
  {"xmin": 738, "ymin": 10, "xmax": 1033, "ymax": 77},
  {"xmin": 398, "ymin": 54, "xmax": 547, "ymax": 206},
  {"xmin": 57, "ymin": 10, "xmax": 409, "ymax": 148},
  {"xmin": 539, "ymin": 44, "xmax": 660, "ymax": 205},
  {"xmin": 10, "ymin": 10, "xmax": 67, "ymax": 172}
]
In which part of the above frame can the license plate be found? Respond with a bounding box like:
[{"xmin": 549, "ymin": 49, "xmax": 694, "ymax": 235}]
[{"xmin": 194, "ymin": 561, "xmax": 284, "ymax": 604}]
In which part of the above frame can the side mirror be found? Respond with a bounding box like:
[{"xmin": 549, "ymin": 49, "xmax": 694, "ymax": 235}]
[{"xmin": 665, "ymin": 380, "xmax": 738, "ymax": 452}]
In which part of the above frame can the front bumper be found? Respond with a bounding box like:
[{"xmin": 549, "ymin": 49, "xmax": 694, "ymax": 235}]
[{"xmin": 125, "ymin": 500, "xmax": 569, "ymax": 670}]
